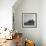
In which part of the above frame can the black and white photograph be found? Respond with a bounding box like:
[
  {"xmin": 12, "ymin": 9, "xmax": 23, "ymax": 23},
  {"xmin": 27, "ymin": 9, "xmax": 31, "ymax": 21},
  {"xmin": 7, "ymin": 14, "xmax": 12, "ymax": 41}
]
[{"xmin": 22, "ymin": 13, "xmax": 37, "ymax": 28}]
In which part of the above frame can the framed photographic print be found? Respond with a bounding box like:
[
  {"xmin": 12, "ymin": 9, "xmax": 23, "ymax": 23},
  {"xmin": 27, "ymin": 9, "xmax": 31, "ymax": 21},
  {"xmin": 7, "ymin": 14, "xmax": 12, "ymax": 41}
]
[{"xmin": 22, "ymin": 13, "xmax": 37, "ymax": 28}]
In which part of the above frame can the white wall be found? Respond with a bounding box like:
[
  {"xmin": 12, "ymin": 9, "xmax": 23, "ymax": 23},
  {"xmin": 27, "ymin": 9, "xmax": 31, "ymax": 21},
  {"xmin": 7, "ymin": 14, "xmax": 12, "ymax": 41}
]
[
  {"xmin": 0, "ymin": 0, "xmax": 16, "ymax": 30},
  {"xmin": 41, "ymin": 0, "xmax": 46, "ymax": 46},
  {"xmin": 13, "ymin": 0, "xmax": 41, "ymax": 46},
  {"xmin": 13, "ymin": 0, "xmax": 46, "ymax": 46}
]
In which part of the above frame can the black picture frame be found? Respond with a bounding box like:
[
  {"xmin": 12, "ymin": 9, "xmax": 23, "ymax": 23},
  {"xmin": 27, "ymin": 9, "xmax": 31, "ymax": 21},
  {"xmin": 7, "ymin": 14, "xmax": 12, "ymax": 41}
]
[{"xmin": 22, "ymin": 13, "xmax": 37, "ymax": 28}]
